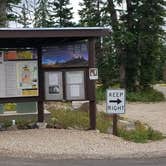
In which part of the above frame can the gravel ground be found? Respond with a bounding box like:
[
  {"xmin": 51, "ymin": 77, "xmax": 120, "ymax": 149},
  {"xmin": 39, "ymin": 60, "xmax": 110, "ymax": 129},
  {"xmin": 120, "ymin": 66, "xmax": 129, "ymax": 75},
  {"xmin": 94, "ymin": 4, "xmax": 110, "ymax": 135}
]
[{"xmin": 0, "ymin": 129, "xmax": 166, "ymax": 160}]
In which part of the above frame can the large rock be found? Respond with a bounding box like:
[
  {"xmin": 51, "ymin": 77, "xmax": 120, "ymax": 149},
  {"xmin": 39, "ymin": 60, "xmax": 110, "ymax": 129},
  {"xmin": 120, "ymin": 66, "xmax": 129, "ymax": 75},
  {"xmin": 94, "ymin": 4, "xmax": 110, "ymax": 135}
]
[
  {"xmin": 118, "ymin": 119, "xmax": 135, "ymax": 131},
  {"xmin": 72, "ymin": 101, "xmax": 89, "ymax": 112}
]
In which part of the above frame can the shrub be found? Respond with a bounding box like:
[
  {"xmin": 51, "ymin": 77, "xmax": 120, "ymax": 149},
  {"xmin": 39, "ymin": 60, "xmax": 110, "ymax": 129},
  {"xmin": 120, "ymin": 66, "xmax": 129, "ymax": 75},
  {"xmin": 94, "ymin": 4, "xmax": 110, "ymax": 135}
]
[
  {"xmin": 48, "ymin": 109, "xmax": 112, "ymax": 132},
  {"xmin": 127, "ymin": 88, "xmax": 165, "ymax": 102},
  {"xmin": 118, "ymin": 121, "xmax": 165, "ymax": 143}
]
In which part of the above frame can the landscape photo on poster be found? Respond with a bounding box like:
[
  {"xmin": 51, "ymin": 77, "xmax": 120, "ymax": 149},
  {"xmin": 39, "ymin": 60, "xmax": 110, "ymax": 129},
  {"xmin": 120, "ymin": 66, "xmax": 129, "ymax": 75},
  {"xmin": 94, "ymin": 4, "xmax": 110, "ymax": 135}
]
[{"xmin": 42, "ymin": 41, "xmax": 88, "ymax": 68}]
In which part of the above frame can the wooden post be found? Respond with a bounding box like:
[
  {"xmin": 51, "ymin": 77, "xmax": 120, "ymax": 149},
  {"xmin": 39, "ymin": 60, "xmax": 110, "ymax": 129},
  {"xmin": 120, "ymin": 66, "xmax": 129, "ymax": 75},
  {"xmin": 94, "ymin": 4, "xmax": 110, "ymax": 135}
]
[
  {"xmin": 88, "ymin": 38, "xmax": 96, "ymax": 130},
  {"xmin": 37, "ymin": 47, "xmax": 44, "ymax": 122},
  {"xmin": 113, "ymin": 114, "xmax": 118, "ymax": 136}
]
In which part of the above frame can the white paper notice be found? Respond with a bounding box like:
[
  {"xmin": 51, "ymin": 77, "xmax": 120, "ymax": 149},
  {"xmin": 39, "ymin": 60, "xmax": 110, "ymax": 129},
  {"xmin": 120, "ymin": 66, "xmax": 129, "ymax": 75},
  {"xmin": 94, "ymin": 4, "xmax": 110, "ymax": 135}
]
[
  {"xmin": 0, "ymin": 64, "xmax": 6, "ymax": 97},
  {"xmin": 0, "ymin": 51, "xmax": 4, "ymax": 63},
  {"xmin": 67, "ymin": 72, "xmax": 83, "ymax": 84},
  {"xmin": 5, "ymin": 62, "xmax": 17, "ymax": 97},
  {"xmin": 70, "ymin": 85, "xmax": 80, "ymax": 97},
  {"xmin": 49, "ymin": 72, "xmax": 58, "ymax": 86}
]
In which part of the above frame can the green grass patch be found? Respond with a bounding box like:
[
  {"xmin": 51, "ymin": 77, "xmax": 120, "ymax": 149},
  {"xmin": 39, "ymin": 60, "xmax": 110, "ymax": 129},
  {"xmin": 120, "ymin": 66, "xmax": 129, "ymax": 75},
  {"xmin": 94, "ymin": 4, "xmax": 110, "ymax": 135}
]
[
  {"xmin": 127, "ymin": 88, "xmax": 165, "ymax": 102},
  {"xmin": 118, "ymin": 121, "xmax": 165, "ymax": 143},
  {"xmin": 48, "ymin": 109, "xmax": 112, "ymax": 133}
]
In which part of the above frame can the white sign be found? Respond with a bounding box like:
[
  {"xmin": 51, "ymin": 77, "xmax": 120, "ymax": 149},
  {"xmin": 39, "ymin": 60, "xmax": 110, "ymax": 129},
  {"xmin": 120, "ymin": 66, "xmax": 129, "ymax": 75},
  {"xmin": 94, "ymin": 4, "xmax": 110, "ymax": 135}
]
[
  {"xmin": 106, "ymin": 89, "xmax": 125, "ymax": 114},
  {"xmin": 89, "ymin": 68, "xmax": 98, "ymax": 80}
]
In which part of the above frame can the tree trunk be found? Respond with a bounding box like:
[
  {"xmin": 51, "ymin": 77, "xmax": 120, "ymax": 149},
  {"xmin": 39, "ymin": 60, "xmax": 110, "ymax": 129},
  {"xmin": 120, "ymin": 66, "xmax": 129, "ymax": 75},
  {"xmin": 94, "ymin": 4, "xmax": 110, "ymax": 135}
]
[
  {"xmin": 107, "ymin": 0, "xmax": 126, "ymax": 88},
  {"xmin": 0, "ymin": 0, "xmax": 7, "ymax": 27}
]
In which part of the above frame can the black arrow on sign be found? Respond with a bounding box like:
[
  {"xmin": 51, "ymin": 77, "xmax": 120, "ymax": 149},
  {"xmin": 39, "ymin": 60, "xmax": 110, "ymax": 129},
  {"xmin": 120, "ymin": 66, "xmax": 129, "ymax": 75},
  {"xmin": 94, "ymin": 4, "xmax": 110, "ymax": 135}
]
[{"xmin": 109, "ymin": 98, "xmax": 122, "ymax": 105}]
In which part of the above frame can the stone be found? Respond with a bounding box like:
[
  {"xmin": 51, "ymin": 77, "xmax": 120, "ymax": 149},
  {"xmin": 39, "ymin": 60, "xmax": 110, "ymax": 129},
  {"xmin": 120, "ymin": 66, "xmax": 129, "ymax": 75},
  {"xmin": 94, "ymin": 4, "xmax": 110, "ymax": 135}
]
[
  {"xmin": 27, "ymin": 122, "xmax": 39, "ymax": 129},
  {"xmin": 37, "ymin": 122, "xmax": 47, "ymax": 129},
  {"xmin": 0, "ymin": 123, "xmax": 6, "ymax": 131},
  {"xmin": 118, "ymin": 120, "xmax": 135, "ymax": 131}
]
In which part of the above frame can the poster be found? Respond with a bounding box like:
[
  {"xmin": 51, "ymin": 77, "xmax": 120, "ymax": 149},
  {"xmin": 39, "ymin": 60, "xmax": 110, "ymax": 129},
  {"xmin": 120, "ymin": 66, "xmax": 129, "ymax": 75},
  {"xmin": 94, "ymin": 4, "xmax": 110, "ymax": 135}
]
[
  {"xmin": 42, "ymin": 41, "xmax": 88, "ymax": 68},
  {"xmin": 45, "ymin": 72, "xmax": 63, "ymax": 100},
  {"xmin": 17, "ymin": 61, "xmax": 38, "ymax": 96},
  {"xmin": 48, "ymin": 72, "xmax": 60, "ymax": 94},
  {"xmin": 4, "ymin": 49, "xmax": 37, "ymax": 60},
  {"xmin": 0, "ymin": 60, "xmax": 38, "ymax": 98},
  {"xmin": 70, "ymin": 85, "xmax": 80, "ymax": 97},
  {"xmin": 66, "ymin": 71, "xmax": 85, "ymax": 100}
]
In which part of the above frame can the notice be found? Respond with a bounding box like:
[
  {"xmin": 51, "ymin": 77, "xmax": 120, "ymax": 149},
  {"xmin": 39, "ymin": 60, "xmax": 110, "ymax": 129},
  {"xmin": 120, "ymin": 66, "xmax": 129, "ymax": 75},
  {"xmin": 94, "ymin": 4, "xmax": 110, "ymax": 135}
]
[
  {"xmin": 67, "ymin": 72, "xmax": 83, "ymax": 84},
  {"xmin": 48, "ymin": 72, "xmax": 60, "ymax": 94},
  {"xmin": 0, "ymin": 51, "xmax": 4, "ymax": 64},
  {"xmin": 0, "ymin": 64, "xmax": 6, "ymax": 97},
  {"xmin": 5, "ymin": 62, "xmax": 18, "ymax": 97},
  {"xmin": 70, "ymin": 85, "xmax": 80, "ymax": 97}
]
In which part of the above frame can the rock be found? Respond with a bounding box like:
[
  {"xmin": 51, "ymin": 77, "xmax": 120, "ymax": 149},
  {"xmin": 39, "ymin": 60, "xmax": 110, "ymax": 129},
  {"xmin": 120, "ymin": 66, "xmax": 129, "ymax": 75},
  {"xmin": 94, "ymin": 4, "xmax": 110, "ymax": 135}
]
[
  {"xmin": 37, "ymin": 122, "xmax": 47, "ymax": 129},
  {"xmin": 107, "ymin": 127, "xmax": 113, "ymax": 134},
  {"xmin": 72, "ymin": 101, "xmax": 89, "ymax": 112},
  {"xmin": 54, "ymin": 123, "xmax": 63, "ymax": 129},
  {"xmin": 27, "ymin": 122, "xmax": 39, "ymax": 129},
  {"xmin": 118, "ymin": 120, "xmax": 135, "ymax": 131},
  {"xmin": 45, "ymin": 102, "xmax": 72, "ymax": 111},
  {"xmin": 0, "ymin": 123, "xmax": 6, "ymax": 131}
]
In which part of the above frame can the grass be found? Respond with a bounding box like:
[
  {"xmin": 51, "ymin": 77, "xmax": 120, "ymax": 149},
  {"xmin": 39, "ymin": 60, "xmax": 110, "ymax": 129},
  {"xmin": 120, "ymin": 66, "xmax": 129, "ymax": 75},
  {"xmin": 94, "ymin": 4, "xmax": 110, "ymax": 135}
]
[
  {"xmin": 48, "ymin": 109, "xmax": 112, "ymax": 133},
  {"xmin": 126, "ymin": 88, "xmax": 165, "ymax": 102},
  {"xmin": 118, "ymin": 122, "xmax": 165, "ymax": 143},
  {"xmin": 96, "ymin": 86, "xmax": 165, "ymax": 102}
]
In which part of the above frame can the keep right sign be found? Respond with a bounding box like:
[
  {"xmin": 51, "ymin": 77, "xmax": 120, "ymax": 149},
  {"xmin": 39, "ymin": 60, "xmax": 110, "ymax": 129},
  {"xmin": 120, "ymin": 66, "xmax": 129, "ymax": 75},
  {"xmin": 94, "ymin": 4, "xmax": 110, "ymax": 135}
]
[{"xmin": 106, "ymin": 89, "xmax": 125, "ymax": 114}]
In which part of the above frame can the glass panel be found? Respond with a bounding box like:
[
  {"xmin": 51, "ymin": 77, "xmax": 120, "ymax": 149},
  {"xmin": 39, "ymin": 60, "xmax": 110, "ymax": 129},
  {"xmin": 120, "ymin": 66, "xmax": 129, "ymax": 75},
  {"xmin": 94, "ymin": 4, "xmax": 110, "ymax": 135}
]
[
  {"xmin": 66, "ymin": 71, "xmax": 85, "ymax": 100},
  {"xmin": 42, "ymin": 41, "xmax": 88, "ymax": 68},
  {"xmin": 45, "ymin": 71, "xmax": 63, "ymax": 100}
]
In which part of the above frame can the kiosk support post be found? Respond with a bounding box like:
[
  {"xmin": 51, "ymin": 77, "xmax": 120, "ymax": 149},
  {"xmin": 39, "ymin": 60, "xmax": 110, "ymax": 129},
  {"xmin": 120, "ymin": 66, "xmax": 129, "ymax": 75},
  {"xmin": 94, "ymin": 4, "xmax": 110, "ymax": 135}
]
[
  {"xmin": 37, "ymin": 47, "xmax": 44, "ymax": 122},
  {"xmin": 88, "ymin": 38, "xmax": 96, "ymax": 130}
]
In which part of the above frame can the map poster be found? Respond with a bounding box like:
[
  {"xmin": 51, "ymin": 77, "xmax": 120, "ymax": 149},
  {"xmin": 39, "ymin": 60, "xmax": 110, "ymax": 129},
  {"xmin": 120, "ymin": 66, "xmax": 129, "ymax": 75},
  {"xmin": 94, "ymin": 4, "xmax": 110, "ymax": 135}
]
[{"xmin": 17, "ymin": 61, "xmax": 38, "ymax": 96}]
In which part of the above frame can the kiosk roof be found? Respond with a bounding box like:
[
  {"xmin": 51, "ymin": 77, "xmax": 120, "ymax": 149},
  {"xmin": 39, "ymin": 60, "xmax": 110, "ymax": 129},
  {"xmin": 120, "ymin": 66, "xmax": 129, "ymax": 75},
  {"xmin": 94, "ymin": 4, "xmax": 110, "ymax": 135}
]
[{"xmin": 0, "ymin": 27, "xmax": 110, "ymax": 38}]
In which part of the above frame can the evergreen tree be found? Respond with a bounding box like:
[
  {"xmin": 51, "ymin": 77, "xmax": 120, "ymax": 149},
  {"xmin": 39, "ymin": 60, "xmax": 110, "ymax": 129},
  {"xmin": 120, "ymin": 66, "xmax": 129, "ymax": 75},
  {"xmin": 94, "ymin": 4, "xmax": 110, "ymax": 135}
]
[
  {"xmin": 79, "ymin": 0, "xmax": 101, "ymax": 27},
  {"xmin": 34, "ymin": 0, "xmax": 53, "ymax": 27},
  {"xmin": 136, "ymin": 0, "xmax": 166, "ymax": 88},
  {"xmin": 17, "ymin": 3, "xmax": 31, "ymax": 28},
  {"xmin": 0, "ymin": 0, "xmax": 21, "ymax": 27},
  {"xmin": 51, "ymin": 0, "xmax": 74, "ymax": 27}
]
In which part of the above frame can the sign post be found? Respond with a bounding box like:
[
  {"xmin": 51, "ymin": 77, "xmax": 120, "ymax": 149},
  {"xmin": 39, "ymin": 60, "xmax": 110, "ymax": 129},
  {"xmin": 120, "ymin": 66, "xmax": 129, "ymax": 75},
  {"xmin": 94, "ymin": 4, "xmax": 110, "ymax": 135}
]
[{"xmin": 106, "ymin": 89, "xmax": 125, "ymax": 136}]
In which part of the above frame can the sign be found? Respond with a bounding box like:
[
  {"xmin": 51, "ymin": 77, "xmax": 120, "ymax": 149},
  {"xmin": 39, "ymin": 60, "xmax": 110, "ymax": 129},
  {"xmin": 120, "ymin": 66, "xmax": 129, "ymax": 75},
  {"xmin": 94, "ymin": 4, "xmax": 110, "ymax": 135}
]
[
  {"xmin": 89, "ymin": 68, "xmax": 98, "ymax": 80},
  {"xmin": 106, "ymin": 89, "xmax": 125, "ymax": 114}
]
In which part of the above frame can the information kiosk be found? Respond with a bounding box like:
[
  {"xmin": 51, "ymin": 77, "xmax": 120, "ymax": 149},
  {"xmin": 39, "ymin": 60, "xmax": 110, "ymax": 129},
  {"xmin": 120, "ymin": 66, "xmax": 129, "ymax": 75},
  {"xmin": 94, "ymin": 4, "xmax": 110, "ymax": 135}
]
[{"xmin": 0, "ymin": 28, "xmax": 109, "ymax": 129}]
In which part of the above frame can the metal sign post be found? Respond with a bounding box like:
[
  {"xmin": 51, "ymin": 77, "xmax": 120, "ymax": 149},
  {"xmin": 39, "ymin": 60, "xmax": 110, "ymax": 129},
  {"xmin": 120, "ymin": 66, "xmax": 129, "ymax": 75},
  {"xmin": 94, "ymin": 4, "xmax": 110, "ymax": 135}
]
[{"xmin": 106, "ymin": 89, "xmax": 126, "ymax": 136}]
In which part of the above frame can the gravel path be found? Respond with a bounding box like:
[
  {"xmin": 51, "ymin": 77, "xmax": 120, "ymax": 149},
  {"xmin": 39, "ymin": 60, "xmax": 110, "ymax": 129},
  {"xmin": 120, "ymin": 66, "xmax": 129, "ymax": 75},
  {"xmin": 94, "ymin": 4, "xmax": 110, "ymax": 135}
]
[
  {"xmin": 0, "ymin": 129, "xmax": 166, "ymax": 160},
  {"xmin": 124, "ymin": 102, "xmax": 166, "ymax": 134}
]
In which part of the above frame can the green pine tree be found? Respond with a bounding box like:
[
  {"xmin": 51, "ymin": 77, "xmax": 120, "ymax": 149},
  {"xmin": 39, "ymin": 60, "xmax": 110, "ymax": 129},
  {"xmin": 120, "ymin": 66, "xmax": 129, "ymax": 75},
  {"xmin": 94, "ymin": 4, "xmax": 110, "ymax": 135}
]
[
  {"xmin": 17, "ymin": 3, "xmax": 31, "ymax": 28},
  {"xmin": 0, "ymin": 0, "xmax": 21, "ymax": 27},
  {"xmin": 34, "ymin": 0, "xmax": 53, "ymax": 27},
  {"xmin": 79, "ymin": 0, "xmax": 101, "ymax": 27},
  {"xmin": 51, "ymin": 0, "xmax": 74, "ymax": 27}
]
